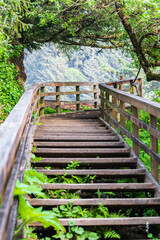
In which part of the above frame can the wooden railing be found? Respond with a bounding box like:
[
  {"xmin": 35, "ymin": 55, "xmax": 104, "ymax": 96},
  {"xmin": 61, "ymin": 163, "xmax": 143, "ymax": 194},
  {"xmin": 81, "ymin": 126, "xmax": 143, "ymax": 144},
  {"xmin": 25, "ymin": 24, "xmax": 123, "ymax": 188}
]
[
  {"xmin": 40, "ymin": 82, "xmax": 98, "ymax": 113},
  {"xmin": 99, "ymin": 83, "xmax": 160, "ymax": 182},
  {"xmin": 0, "ymin": 82, "xmax": 97, "ymax": 240},
  {"xmin": 106, "ymin": 77, "xmax": 142, "ymax": 96}
]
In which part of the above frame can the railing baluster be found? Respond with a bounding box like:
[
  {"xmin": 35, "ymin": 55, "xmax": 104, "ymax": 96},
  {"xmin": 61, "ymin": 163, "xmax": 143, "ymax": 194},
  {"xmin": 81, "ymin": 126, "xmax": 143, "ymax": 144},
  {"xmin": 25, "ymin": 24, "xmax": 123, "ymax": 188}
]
[
  {"xmin": 100, "ymin": 89, "xmax": 105, "ymax": 119},
  {"xmin": 93, "ymin": 84, "xmax": 98, "ymax": 109},
  {"xmin": 150, "ymin": 114, "xmax": 159, "ymax": 182},
  {"xmin": 40, "ymin": 86, "xmax": 45, "ymax": 116},
  {"xmin": 132, "ymin": 106, "xmax": 139, "ymax": 156},
  {"xmin": 112, "ymin": 83, "xmax": 117, "ymax": 123},
  {"xmin": 105, "ymin": 91, "xmax": 109, "ymax": 123},
  {"xmin": 120, "ymin": 100, "xmax": 125, "ymax": 131},
  {"xmin": 76, "ymin": 86, "xmax": 80, "ymax": 111},
  {"xmin": 36, "ymin": 89, "xmax": 40, "ymax": 112},
  {"xmin": 56, "ymin": 86, "xmax": 60, "ymax": 113}
]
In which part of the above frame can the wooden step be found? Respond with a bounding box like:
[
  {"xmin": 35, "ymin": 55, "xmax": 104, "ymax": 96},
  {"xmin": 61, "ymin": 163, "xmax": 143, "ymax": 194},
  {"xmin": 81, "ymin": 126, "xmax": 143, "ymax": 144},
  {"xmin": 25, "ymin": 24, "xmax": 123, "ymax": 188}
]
[
  {"xmin": 37, "ymin": 169, "xmax": 146, "ymax": 179},
  {"xmin": 34, "ymin": 148, "xmax": 130, "ymax": 157},
  {"xmin": 35, "ymin": 131, "xmax": 112, "ymax": 136},
  {"xmin": 35, "ymin": 132, "xmax": 115, "ymax": 137},
  {"xmin": 35, "ymin": 127, "xmax": 108, "ymax": 132},
  {"xmin": 38, "ymin": 123, "xmax": 104, "ymax": 127},
  {"xmin": 30, "ymin": 217, "xmax": 160, "ymax": 227},
  {"xmin": 29, "ymin": 198, "xmax": 160, "ymax": 208},
  {"xmin": 42, "ymin": 183, "xmax": 156, "ymax": 192},
  {"xmin": 33, "ymin": 141, "xmax": 124, "ymax": 148},
  {"xmin": 34, "ymin": 148, "xmax": 130, "ymax": 158},
  {"xmin": 29, "ymin": 197, "xmax": 160, "ymax": 207},
  {"xmin": 31, "ymin": 157, "xmax": 137, "ymax": 168},
  {"xmin": 34, "ymin": 136, "xmax": 119, "ymax": 141}
]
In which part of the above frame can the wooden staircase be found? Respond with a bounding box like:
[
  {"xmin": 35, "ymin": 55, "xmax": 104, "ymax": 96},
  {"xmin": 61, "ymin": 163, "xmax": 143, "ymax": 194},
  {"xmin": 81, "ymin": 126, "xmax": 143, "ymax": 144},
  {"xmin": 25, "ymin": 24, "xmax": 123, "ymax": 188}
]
[{"xmin": 28, "ymin": 111, "xmax": 160, "ymax": 238}]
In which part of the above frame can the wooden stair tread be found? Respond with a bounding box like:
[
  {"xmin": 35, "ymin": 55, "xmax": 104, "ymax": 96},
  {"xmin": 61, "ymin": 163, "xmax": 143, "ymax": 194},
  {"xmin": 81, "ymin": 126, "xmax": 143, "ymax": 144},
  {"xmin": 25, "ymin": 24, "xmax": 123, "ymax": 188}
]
[
  {"xmin": 29, "ymin": 197, "xmax": 160, "ymax": 207},
  {"xmin": 30, "ymin": 217, "xmax": 160, "ymax": 226},
  {"xmin": 33, "ymin": 141, "xmax": 124, "ymax": 148},
  {"xmin": 34, "ymin": 136, "xmax": 119, "ymax": 141},
  {"xmin": 42, "ymin": 183, "xmax": 156, "ymax": 191},
  {"xmin": 34, "ymin": 148, "xmax": 130, "ymax": 154},
  {"xmin": 31, "ymin": 157, "xmax": 137, "ymax": 168},
  {"xmin": 35, "ymin": 132, "xmax": 112, "ymax": 136},
  {"xmin": 35, "ymin": 128, "xmax": 108, "ymax": 132},
  {"xmin": 37, "ymin": 168, "xmax": 145, "ymax": 177}
]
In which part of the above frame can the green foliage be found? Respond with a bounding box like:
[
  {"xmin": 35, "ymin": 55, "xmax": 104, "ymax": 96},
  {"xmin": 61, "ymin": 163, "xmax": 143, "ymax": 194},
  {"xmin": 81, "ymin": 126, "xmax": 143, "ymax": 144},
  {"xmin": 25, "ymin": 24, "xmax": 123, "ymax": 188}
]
[
  {"xmin": 66, "ymin": 161, "xmax": 80, "ymax": 170},
  {"xmin": 53, "ymin": 225, "xmax": 120, "ymax": 240},
  {"xmin": 44, "ymin": 107, "xmax": 72, "ymax": 115},
  {"xmin": 0, "ymin": 42, "xmax": 24, "ymax": 121},
  {"xmin": 31, "ymin": 153, "xmax": 43, "ymax": 163},
  {"xmin": 14, "ymin": 178, "xmax": 47, "ymax": 198},
  {"xmin": 0, "ymin": 0, "xmax": 31, "ymax": 121},
  {"xmin": 14, "ymin": 195, "xmax": 65, "ymax": 239}
]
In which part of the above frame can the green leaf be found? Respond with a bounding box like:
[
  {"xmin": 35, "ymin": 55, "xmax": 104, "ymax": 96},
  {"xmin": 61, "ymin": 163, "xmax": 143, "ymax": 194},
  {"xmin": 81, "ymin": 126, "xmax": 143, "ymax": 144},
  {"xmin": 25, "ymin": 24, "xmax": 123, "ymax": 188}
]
[
  {"xmin": 68, "ymin": 221, "xmax": 75, "ymax": 226},
  {"xmin": 88, "ymin": 232, "xmax": 99, "ymax": 240},
  {"xmin": 14, "ymin": 179, "xmax": 46, "ymax": 198},
  {"xmin": 66, "ymin": 232, "xmax": 73, "ymax": 239},
  {"xmin": 18, "ymin": 196, "xmax": 65, "ymax": 232}
]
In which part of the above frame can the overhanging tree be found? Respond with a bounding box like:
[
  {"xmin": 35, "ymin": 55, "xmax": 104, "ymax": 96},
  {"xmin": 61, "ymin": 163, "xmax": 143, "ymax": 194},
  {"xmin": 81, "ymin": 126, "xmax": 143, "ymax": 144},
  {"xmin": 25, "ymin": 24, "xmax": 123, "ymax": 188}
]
[{"xmin": 1, "ymin": 0, "xmax": 160, "ymax": 82}]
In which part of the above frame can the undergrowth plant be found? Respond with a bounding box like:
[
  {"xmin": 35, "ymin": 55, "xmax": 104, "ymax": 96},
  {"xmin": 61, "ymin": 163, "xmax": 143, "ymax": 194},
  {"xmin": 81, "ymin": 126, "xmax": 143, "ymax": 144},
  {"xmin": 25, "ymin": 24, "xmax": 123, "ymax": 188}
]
[{"xmin": 44, "ymin": 107, "xmax": 72, "ymax": 115}]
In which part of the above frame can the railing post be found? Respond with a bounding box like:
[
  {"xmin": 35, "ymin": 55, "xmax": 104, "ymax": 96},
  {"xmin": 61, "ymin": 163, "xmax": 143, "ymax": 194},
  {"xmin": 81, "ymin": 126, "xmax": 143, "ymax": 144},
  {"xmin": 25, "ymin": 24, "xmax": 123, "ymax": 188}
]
[
  {"xmin": 100, "ymin": 89, "xmax": 105, "ymax": 119},
  {"xmin": 119, "ymin": 76, "xmax": 123, "ymax": 90},
  {"xmin": 120, "ymin": 100, "xmax": 125, "ymax": 131},
  {"xmin": 40, "ymin": 87, "xmax": 45, "ymax": 116},
  {"xmin": 105, "ymin": 91, "xmax": 109, "ymax": 123},
  {"xmin": 132, "ymin": 106, "xmax": 139, "ymax": 156},
  {"xmin": 56, "ymin": 86, "xmax": 60, "ymax": 113},
  {"xmin": 150, "ymin": 114, "xmax": 159, "ymax": 182},
  {"xmin": 112, "ymin": 83, "xmax": 117, "ymax": 122},
  {"xmin": 139, "ymin": 78, "xmax": 142, "ymax": 97},
  {"xmin": 36, "ymin": 89, "xmax": 40, "ymax": 111},
  {"xmin": 76, "ymin": 85, "xmax": 80, "ymax": 111},
  {"xmin": 93, "ymin": 84, "xmax": 98, "ymax": 109}
]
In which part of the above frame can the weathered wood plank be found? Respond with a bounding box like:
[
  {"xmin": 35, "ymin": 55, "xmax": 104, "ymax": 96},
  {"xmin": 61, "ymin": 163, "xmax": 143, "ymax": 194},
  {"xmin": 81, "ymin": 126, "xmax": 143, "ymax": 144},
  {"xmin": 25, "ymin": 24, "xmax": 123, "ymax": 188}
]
[
  {"xmin": 34, "ymin": 148, "xmax": 130, "ymax": 158},
  {"xmin": 34, "ymin": 132, "xmax": 114, "ymax": 136},
  {"xmin": 34, "ymin": 136, "xmax": 119, "ymax": 141},
  {"xmin": 42, "ymin": 183, "xmax": 156, "ymax": 192},
  {"xmin": 43, "ymin": 82, "xmax": 98, "ymax": 87},
  {"xmin": 33, "ymin": 142, "xmax": 124, "ymax": 148},
  {"xmin": 42, "ymin": 90, "xmax": 98, "ymax": 96},
  {"xmin": 106, "ymin": 78, "xmax": 141, "ymax": 86},
  {"xmin": 39, "ymin": 109, "xmax": 101, "ymax": 119},
  {"xmin": 29, "ymin": 197, "xmax": 160, "ymax": 207},
  {"xmin": 31, "ymin": 157, "xmax": 137, "ymax": 168},
  {"xmin": 37, "ymin": 169, "xmax": 146, "ymax": 178},
  {"xmin": 30, "ymin": 216, "xmax": 160, "ymax": 226}
]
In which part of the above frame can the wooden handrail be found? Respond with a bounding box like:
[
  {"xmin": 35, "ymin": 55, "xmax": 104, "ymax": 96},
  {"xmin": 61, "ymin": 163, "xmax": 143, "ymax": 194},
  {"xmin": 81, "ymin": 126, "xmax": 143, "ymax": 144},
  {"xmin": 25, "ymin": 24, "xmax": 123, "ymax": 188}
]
[
  {"xmin": 105, "ymin": 78, "xmax": 142, "ymax": 86},
  {"xmin": 99, "ymin": 82, "xmax": 160, "ymax": 182},
  {"xmin": 105, "ymin": 78, "xmax": 142, "ymax": 97}
]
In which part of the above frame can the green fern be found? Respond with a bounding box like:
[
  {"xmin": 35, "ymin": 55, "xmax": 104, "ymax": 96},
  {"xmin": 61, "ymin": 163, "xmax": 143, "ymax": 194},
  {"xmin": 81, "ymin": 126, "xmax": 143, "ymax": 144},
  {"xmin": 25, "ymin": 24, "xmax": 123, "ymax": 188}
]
[{"xmin": 103, "ymin": 228, "xmax": 120, "ymax": 239}]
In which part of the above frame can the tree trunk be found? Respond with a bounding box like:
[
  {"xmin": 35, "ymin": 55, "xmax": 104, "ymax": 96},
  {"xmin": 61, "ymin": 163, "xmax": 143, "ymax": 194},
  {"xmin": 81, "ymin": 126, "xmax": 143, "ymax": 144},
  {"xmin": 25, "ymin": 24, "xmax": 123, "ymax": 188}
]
[{"xmin": 10, "ymin": 48, "xmax": 27, "ymax": 86}]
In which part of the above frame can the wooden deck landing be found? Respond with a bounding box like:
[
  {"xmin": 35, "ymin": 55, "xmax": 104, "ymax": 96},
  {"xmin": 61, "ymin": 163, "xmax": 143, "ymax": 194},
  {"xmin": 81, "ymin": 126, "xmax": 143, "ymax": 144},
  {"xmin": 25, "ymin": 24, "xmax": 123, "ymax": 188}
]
[{"xmin": 29, "ymin": 110, "xmax": 160, "ymax": 235}]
